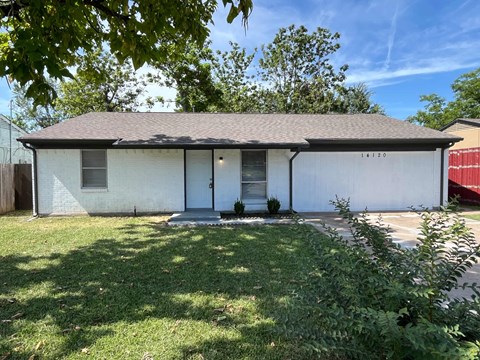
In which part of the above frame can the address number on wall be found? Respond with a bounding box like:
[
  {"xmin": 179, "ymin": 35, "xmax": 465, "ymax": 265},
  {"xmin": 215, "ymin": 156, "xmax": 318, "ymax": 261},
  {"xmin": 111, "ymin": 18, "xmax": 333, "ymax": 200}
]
[{"xmin": 361, "ymin": 153, "xmax": 387, "ymax": 158}]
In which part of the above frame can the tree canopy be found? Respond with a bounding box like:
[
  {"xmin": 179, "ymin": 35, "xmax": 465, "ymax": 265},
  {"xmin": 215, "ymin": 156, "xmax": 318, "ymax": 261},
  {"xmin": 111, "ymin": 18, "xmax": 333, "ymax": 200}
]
[
  {"xmin": 258, "ymin": 25, "xmax": 348, "ymax": 113},
  {"xmin": 0, "ymin": 0, "xmax": 253, "ymax": 105},
  {"xmin": 157, "ymin": 43, "xmax": 223, "ymax": 113},
  {"xmin": 12, "ymin": 82, "xmax": 63, "ymax": 131},
  {"xmin": 12, "ymin": 23, "xmax": 384, "ymax": 123},
  {"xmin": 56, "ymin": 49, "xmax": 156, "ymax": 117},
  {"xmin": 407, "ymin": 68, "xmax": 480, "ymax": 129},
  {"xmin": 161, "ymin": 25, "xmax": 384, "ymax": 114},
  {"xmin": 13, "ymin": 49, "xmax": 158, "ymax": 130}
]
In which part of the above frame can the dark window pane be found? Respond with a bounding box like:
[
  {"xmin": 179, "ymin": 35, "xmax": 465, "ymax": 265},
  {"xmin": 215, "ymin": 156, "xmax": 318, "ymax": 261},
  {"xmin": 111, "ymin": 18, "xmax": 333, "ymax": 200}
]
[
  {"xmin": 242, "ymin": 183, "xmax": 266, "ymax": 199},
  {"xmin": 242, "ymin": 151, "xmax": 266, "ymax": 167},
  {"xmin": 82, "ymin": 169, "xmax": 107, "ymax": 188},
  {"xmin": 242, "ymin": 166, "xmax": 266, "ymax": 181},
  {"xmin": 242, "ymin": 151, "xmax": 266, "ymax": 181},
  {"xmin": 82, "ymin": 150, "xmax": 106, "ymax": 168}
]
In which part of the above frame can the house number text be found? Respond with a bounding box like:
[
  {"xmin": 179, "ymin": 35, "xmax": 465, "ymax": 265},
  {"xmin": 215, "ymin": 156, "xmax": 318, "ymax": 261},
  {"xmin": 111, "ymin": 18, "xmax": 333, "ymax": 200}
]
[{"xmin": 361, "ymin": 153, "xmax": 387, "ymax": 158}]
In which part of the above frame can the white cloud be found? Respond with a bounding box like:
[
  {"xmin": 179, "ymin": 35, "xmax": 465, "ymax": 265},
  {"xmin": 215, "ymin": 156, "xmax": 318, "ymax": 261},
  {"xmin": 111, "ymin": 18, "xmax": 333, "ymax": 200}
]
[
  {"xmin": 347, "ymin": 60, "xmax": 479, "ymax": 84},
  {"xmin": 383, "ymin": 1, "xmax": 400, "ymax": 70}
]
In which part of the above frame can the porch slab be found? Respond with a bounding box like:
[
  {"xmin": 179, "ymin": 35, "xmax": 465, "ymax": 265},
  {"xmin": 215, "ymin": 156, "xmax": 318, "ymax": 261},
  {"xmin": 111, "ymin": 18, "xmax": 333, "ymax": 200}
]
[
  {"xmin": 168, "ymin": 210, "xmax": 296, "ymax": 226},
  {"xmin": 169, "ymin": 209, "xmax": 221, "ymax": 222}
]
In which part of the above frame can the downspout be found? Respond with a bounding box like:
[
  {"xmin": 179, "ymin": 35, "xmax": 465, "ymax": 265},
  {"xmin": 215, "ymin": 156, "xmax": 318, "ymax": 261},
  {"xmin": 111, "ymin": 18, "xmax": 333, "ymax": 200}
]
[
  {"xmin": 440, "ymin": 142, "xmax": 455, "ymax": 207},
  {"xmin": 440, "ymin": 147, "xmax": 445, "ymax": 207},
  {"xmin": 22, "ymin": 143, "xmax": 38, "ymax": 216},
  {"xmin": 289, "ymin": 148, "xmax": 301, "ymax": 211}
]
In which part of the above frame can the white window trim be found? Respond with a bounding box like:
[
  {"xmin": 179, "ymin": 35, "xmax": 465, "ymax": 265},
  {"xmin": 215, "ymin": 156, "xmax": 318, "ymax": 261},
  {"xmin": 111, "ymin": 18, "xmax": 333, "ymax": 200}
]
[
  {"xmin": 80, "ymin": 149, "xmax": 108, "ymax": 190},
  {"xmin": 240, "ymin": 149, "xmax": 268, "ymax": 201}
]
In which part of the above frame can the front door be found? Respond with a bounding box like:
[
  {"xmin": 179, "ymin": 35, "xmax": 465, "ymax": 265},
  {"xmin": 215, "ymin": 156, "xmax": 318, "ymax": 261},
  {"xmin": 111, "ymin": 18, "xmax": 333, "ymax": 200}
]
[{"xmin": 186, "ymin": 150, "xmax": 213, "ymax": 209}]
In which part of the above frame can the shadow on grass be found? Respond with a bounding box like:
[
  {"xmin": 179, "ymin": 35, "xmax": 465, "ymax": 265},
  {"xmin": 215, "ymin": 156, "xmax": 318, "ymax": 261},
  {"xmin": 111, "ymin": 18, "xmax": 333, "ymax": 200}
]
[{"xmin": 0, "ymin": 221, "xmax": 316, "ymax": 359}]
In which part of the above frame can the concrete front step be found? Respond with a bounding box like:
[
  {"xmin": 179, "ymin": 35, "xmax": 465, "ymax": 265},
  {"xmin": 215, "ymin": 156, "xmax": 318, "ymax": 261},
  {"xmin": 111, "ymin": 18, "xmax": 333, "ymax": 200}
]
[{"xmin": 169, "ymin": 210, "xmax": 221, "ymax": 222}]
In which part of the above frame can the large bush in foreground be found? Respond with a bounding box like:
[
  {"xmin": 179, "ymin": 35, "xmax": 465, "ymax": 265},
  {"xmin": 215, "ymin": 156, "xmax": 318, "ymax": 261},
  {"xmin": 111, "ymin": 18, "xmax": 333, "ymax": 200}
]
[{"xmin": 290, "ymin": 198, "xmax": 480, "ymax": 359}]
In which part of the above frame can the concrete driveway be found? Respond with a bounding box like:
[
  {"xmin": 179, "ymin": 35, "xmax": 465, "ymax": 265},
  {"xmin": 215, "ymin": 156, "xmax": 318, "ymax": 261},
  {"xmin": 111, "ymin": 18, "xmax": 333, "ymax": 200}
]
[{"xmin": 302, "ymin": 211, "xmax": 480, "ymax": 300}]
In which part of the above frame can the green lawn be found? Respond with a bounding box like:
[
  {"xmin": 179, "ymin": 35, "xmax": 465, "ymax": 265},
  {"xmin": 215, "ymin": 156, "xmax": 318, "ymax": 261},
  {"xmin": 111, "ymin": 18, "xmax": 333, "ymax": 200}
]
[
  {"xmin": 463, "ymin": 213, "xmax": 480, "ymax": 221},
  {"xmin": 0, "ymin": 212, "xmax": 321, "ymax": 359}
]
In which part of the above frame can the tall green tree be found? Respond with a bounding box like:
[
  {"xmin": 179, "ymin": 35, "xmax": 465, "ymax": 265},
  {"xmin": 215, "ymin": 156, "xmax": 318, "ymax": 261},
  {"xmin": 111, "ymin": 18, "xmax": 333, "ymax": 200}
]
[
  {"xmin": 408, "ymin": 68, "xmax": 480, "ymax": 129},
  {"xmin": 56, "ymin": 49, "xmax": 156, "ymax": 118},
  {"xmin": 258, "ymin": 25, "xmax": 348, "ymax": 113},
  {"xmin": 0, "ymin": 0, "xmax": 253, "ymax": 105},
  {"xmin": 160, "ymin": 25, "xmax": 384, "ymax": 114},
  {"xmin": 12, "ymin": 49, "xmax": 157, "ymax": 129},
  {"xmin": 336, "ymin": 83, "xmax": 385, "ymax": 114},
  {"xmin": 158, "ymin": 44, "xmax": 223, "ymax": 112},
  {"xmin": 211, "ymin": 42, "xmax": 259, "ymax": 112},
  {"xmin": 12, "ymin": 82, "xmax": 64, "ymax": 131}
]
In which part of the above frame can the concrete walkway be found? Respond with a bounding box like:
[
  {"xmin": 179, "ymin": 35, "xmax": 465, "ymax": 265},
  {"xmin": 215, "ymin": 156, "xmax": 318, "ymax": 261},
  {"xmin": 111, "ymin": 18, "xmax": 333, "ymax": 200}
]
[
  {"xmin": 168, "ymin": 210, "xmax": 294, "ymax": 226},
  {"xmin": 302, "ymin": 211, "xmax": 480, "ymax": 300}
]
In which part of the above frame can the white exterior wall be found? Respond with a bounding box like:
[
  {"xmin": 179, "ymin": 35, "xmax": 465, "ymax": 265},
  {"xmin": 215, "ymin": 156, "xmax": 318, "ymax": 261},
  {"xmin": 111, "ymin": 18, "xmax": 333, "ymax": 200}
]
[
  {"xmin": 293, "ymin": 150, "xmax": 443, "ymax": 212},
  {"xmin": 266, "ymin": 149, "xmax": 290, "ymax": 210},
  {"xmin": 37, "ymin": 149, "xmax": 184, "ymax": 215},
  {"xmin": 213, "ymin": 149, "xmax": 290, "ymax": 212},
  {"xmin": 0, "ymin": 117, "xmax": 31, "ymax": 164},
  {"xmin": 36, "ymin": 147, "xmax": 447, "ymax": 215}
]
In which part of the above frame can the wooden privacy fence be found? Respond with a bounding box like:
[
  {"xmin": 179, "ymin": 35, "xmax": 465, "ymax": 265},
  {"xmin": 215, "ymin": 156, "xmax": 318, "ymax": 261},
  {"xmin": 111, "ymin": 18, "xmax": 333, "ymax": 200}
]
[
  {"xmin": 0, "ymin": 164, "xmax": 32, "ymax": 214},
  {"xmin": 0, "ymin": 164, "xmax": 15, "ymax": 214},
  {"xmin": 15, "ymin": 164, "xmax": 33, "ymax": 210}
]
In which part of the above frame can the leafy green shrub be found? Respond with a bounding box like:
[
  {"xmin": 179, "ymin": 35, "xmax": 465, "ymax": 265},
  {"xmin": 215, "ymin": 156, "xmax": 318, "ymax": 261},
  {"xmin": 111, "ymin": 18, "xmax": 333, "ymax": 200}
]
[
  {"xmin": 267, "ymin": 196, "xmax": 281, "ymax": 214},
  {"xmin": 233, "ymin": 198, "xmax": 245, "ymax": 216},
  {"xmin": 287, "ymin": 197, "xmax": 480, "ymax": 359}
]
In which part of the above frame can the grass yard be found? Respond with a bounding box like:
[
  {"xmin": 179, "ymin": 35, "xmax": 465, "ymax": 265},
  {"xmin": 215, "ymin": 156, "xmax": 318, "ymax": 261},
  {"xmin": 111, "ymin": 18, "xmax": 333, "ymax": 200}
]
[
  {"xmin": 0, "ymin": 212, "xmax": 321, "ymax": 359},
  {"xmin": 463, "ymin": 213, "xmax": 480, "ymax": 221}
]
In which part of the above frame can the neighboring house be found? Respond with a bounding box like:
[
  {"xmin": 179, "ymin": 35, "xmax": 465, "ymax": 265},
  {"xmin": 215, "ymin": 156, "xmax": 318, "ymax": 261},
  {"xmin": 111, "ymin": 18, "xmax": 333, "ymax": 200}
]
[
  {"xmin": 0, "ymin": 115, "xmax": 31, "ymax": 164},
  {"xmin": 18, "ymin": 112, "xmax": 461, "ymax": 216},
  {"xmin": 442, "ymin": 118, "xmax": 480, "ymax": 205}
]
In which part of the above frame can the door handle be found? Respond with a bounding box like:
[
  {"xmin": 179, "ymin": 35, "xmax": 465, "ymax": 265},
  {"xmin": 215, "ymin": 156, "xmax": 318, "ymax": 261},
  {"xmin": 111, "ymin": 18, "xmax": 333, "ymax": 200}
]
[{"xmin": 209, "ymin": 182, "xmax": 213, "ymax": 189}]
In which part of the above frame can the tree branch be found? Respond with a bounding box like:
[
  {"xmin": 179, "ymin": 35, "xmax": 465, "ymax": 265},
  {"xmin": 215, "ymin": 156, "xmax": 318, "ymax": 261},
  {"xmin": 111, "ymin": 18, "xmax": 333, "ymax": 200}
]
[
  {"xmin": 0, "ymin": 0, "xmax": 24, "ymax": 21},
  {"xmin": 1, "ymin": 0, "xmax": 130, "ymax": 23},
  {"xmin": 82, "ymin": 0, "xmax": 130, "ymax": 22}
]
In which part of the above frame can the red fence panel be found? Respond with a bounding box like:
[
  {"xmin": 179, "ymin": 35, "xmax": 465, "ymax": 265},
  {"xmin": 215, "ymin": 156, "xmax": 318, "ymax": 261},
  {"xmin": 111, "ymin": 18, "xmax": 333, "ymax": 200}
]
[{"xmin": 448, "ymin": 147, "xmax": 480, "ymax": 204}]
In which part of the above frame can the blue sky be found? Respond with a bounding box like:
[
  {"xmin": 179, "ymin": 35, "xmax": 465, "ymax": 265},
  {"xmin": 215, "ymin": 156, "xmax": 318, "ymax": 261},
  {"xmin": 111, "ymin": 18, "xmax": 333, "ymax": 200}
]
[{"xmin": 1, "ymin": 0, "xmax": 479, "ymax": 120}]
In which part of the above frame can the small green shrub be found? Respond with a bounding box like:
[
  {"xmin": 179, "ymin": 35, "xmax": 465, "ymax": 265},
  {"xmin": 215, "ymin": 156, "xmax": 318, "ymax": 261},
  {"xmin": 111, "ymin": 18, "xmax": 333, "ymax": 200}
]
[
  {"xmin": 287, "ymin": 197, "xmax": 480, "ymax": 359},
  {"xmin": 267, "ymin": 196, "xmax": 281, "ymax": 214},
  {"xmin": 233, "ymin": 198, "xmax": 245, "ymax": 216}
]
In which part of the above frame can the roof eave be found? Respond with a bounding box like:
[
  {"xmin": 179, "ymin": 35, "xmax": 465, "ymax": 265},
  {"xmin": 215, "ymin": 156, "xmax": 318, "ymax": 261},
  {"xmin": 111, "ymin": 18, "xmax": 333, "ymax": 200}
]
[
  {"xmin": 306, "ymin": 137, "xmax": 462, "ymax": 145},
  {"xmin": 18, "ymin": 138, "xmax": 309, "ymax": 150},
  {"xmin": 440, "ymin": 118, "xmax": 480, "ymax": 131},
  {"xmin": 18, "ymin": 139, "xmax": 119, "ymax": 148}
]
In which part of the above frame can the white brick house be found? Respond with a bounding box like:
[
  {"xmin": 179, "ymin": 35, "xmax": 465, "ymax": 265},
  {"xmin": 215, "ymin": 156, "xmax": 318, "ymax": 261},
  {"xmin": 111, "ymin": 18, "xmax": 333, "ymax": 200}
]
[{"xmin": 19, "ymin": 113, "xmax": 461, "ymax": 216}]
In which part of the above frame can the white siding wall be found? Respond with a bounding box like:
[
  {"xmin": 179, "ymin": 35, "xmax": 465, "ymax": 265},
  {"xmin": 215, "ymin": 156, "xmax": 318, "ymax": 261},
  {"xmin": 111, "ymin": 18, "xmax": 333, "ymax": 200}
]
[
  {"xmin": 213, "ymin": 149, "xmax": 290, "ymax": 211},
  {"xmin": 37, "ymin": 148, "xmax": 184, "ymax": 215},
  {"xmin": 0, "ymin": 117, "xmax": 31, "ymax": 164},
  {"xmin": 266, "ymin": 149, "xmax": 290, "ymax": 210},
  {"xmin": 293, "ymin": 150, "xmax": 442, "ymax": 212}
]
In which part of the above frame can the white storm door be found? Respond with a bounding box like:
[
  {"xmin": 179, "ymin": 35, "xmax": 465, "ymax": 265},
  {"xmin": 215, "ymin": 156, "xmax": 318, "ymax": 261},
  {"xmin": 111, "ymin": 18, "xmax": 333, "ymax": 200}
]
[{"xmin": 186, "ymin": 150, "xmax": 213, "ymax": 209}]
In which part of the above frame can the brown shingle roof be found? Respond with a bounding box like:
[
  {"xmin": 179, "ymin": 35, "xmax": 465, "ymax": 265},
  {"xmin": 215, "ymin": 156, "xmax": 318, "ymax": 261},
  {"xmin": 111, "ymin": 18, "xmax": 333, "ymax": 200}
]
[{"xmin": 20, "ymin": 112, "xmax": 461, "ymax": 147}]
